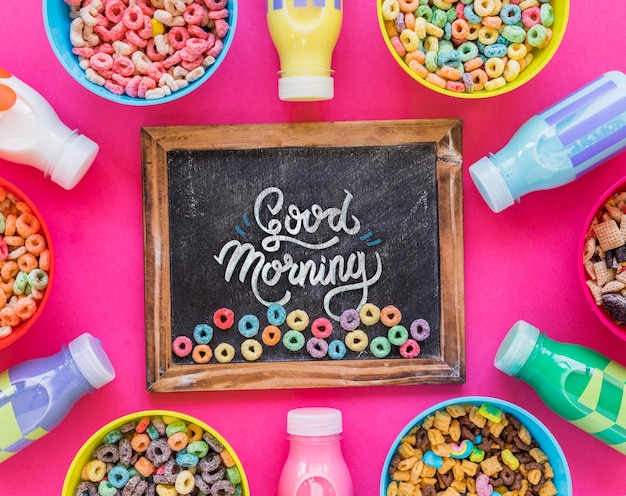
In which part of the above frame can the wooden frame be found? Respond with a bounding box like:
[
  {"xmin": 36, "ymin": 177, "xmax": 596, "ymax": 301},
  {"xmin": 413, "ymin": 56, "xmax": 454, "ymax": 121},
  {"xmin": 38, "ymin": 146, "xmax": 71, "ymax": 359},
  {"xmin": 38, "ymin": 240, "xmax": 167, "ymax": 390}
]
[{"xmin": 142, "ymin": 119, "xmax": 465, "ymax": 392}]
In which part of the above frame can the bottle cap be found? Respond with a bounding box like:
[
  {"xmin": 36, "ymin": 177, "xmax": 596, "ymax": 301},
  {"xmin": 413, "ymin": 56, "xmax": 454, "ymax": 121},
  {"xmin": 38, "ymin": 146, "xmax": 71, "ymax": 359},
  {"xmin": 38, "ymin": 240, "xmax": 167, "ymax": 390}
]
[
  {"xmin": 48, "ymin": 131, "xmax": 99, "ymax": 190},
  {"xmin": 68, "ymin": 333, "xmax": 116, "ymax": 389},
  {"xmin": 278, "ymin": 76, "xmax": 334, "ymax": 102},
  {"xmin": 494, "ymin": 320, "xmax": 540, "ymax": 377},
  {"xmin": 469, "ymin": 156, "xmax": 515, "ymax": 213},
  {"xmin": 287, "ymin": 407, "xmax": 343, "ymax": 436}
]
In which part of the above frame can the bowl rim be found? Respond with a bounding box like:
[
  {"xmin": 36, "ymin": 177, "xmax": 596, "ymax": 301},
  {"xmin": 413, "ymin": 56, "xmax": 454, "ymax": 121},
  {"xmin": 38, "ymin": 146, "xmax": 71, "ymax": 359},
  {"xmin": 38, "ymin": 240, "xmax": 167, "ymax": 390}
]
[
  {"xmin": 376, "ymin": 0, "xmax": 571, "ymax": 99},
  {"xmin": 578, "ymin": 175, "xmax": 626, "ymax": 340},
  {"xmin": 61, "ymin": 409, "xmax": 250, "ymax": 495},
  {"xmin": 0, "ymin": 177, "xmax": 54, "ymax": 351},
  {"xmin": 379, "ymin": 395, "xmax": 572, "ymax": 495},
  {"xmin": 42, "ymin": 0, "xmax": 238, "ymax": 106}
]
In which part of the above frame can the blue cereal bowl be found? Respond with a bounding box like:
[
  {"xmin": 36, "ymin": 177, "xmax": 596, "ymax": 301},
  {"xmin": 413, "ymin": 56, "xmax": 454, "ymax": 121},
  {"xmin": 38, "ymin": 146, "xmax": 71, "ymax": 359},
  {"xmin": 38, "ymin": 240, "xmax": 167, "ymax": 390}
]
[
  {"xmin": 381, "ymin": 396, "xmax": 572, "ymax": 495},
  {"xmin": 43, "ymin": 0, "xmax": 237, "ymax": 106}
]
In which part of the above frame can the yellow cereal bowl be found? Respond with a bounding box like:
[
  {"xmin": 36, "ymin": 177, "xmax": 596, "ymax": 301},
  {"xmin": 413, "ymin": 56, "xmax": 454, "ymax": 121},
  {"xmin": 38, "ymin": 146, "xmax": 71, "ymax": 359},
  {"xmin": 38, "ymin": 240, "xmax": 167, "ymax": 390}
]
[
  {"xmin": 62, "ymin": 410, "xmax": 249, "ymax": 496},
  {"xmin": 377, "ymin": 0, "xmax": 569, "ymax": 98}
]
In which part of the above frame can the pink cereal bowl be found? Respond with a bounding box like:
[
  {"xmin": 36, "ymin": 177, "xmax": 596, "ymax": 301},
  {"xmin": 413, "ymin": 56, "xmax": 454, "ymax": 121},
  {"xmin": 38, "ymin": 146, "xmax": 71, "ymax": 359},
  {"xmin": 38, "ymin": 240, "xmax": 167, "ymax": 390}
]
[
  {"xmin": 579, "ymin": 174, "xmax": 626, "ymax": 341},
  {"xmin": 0, "ymin": 177, "xmax": 54, "ymax": 351}
]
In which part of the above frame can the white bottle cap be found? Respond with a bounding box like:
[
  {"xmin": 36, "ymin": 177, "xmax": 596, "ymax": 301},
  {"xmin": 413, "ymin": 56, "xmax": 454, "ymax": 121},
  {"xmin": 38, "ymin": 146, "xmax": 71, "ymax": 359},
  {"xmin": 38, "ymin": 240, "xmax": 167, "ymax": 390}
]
[
  {"xmin": 68, "ymin": 333, "xmax": 116, "ymax": 389},
  {"xmin": 287, "ymin": 407, "xmax": 343, "ymax": 436},
  {"xmin": 48, "ymin": 131, "xmax": 99, "ymax": 190},
  {"xmin": 494, "ymin": 320, "xmax": 540, "ymax": 377},
  {"xmin": 278, "ymin": 76, "xmax": 334, "ymax": 102},
  {"xmin": 469, "ymin": 156, "xmax": 515, "ymax": 213}
]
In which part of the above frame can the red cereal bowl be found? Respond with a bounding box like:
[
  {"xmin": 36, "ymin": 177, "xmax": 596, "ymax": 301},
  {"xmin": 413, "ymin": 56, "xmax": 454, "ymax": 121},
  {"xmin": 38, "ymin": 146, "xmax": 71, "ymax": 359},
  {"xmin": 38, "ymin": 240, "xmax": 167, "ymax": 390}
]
[
  {"xmin": 579, "ymin": 175, "xmax": 626, "ymax": 341},
  {"xmin": 377, "ymin": 0, "xmax": 569, "ymax": 98},
  {"xmin": 62, "ymin": 410, "xmax": 250, "ymax": 496},
  {"xmin": 43, "ymin": 0, "xmax": 238, "ymax": 106},
  {"xmin": 0, "ymin": 178, "xmax": 54, "ymax": 351}
]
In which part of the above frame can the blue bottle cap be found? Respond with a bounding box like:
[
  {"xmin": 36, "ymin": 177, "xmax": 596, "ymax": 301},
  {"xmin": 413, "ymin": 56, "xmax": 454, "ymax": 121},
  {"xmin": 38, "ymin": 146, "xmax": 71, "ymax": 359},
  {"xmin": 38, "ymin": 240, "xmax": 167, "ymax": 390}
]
[
  {"xmin": 494, "ymin": 320, "xmax": 540, "ymax": 377},
  {"xmin": 469, "ymin": 156, "xmax": 515, "ymax": 213}
]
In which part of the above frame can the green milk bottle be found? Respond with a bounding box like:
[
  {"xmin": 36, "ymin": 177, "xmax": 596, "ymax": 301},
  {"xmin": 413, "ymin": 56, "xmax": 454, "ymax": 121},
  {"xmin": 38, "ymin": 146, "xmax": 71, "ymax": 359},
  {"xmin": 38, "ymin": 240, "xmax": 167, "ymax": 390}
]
[{"xmin": 494, "ymin": 320, "xmax": 626, "ymax": 455}]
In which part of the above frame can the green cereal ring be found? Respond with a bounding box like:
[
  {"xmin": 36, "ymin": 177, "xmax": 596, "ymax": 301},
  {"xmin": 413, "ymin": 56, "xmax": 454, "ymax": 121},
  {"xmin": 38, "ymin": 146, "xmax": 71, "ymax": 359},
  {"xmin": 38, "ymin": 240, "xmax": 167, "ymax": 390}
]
[
  {"xmin": 13, "ymin": 271, "xmax": 28, "ymax": 295},
  {"xmin": 425, "ymin": 50, "xmax": 438, "ymax": 72},
  {"xmin": 431, "ymin": 8, "xmax": 447, "ymax": 28},
  {"xmin": 283, "ymin": 329, "xmax": 305, "ymax": 351},
  {"xmin": 458, "ymin": 41, "xmax": 479, "ymax": 62},
  {"xmin": 98, "ymin": 480, "xmax": 118, "ymax": 496},
  {"xmin": 417, "ymin": 4, "xmax": 432, "ymax": 21},
  {"xmin": 540, "ymin": 3, "xmax": 554, "ymax": 27},
  {"xmin": 445, "ymin": 7, "xmax": 457, "ymax": 22},
  {"xmin": 187, "ymin": 440, "xmax": 209, "ymax": 458},
  {"xmin": 227, "ymin": 466, "xmax": 242, "ymax": 485},
  {"xmin": 103, "ymin": 429, "xmax": 123, "ymax": 444},
  {"xmin": 502, "ymin": 25, "xmax": 526, "ymax": 43},
  {"xmin": 388, "ymin": 325, "xmax": 409, "ymax": 346},
  {"xmin": 165, "ymin": 420, "xmax": 187, "ymax": 437},
  {"xmin": 526, "ymin": 24, "xmax": 547, "ymax": 48},
  {"xmin": 370, "ymin": 336, "xmax": 391, "ymax": 358},
  {"xmin": 27, "ymin": 268, "xmax": 48, "ymax": 290}
]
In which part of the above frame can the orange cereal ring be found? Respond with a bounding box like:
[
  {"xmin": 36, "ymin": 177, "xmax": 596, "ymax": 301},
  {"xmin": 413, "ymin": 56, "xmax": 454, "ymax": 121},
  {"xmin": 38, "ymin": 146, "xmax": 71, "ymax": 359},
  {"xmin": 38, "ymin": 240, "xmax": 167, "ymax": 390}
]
[
  {"xmin": 1, "ymin": 260, "xmax": 18, "ymax": 280},
  {"xmin": 438, "ymin": 65, "xmax": 462, "ymax": 81},
  {"xmin": 451, "ymin": 18, "xmax": 469, "ymax": 39},
  {"xmin": 464, "ymin": 56, "xmax": 484, "ymax": 72},
  {"xmin": 425, "ymin": 72, "xmax": 446, "ymax": 88},
  {"xmin": 4, "ymin": 214, "xmax": 16, "ymax": 235},
  {"xmin": 3, "ymin": 236, "xmax": 24, "ymax": 247},
  {"xmin": 404, "ymin": 12, "xmax": 415, "ymax": 30},
  {"xmin": 134, "ymin": 457, "xmax": 155, "ymax": 478},
  {"xmin": 131, "ymin": 433, "xmax": 151, "ymax": 453},
  {"xmin": 262, "ymin": 325, "xmax": 281, "ymax": 346},
  {"xmin": 0, "ymin": 278, "xmax": 15, "ymax": 295},
  {"xmin": 405, "ymin": 49, "xmax": 425, "ymax": 65},
  {"xmin": 0, "ymin": 307, "xmax": 20, "ymax": 327},
  {"xmin": 186, "ymin": 424, "xmax": 204, "ymax": 443},
  {"xmin": 135, "ymin": 416, "xmax": 151, "ymax": 434},
  {"xmin": 38, "ymin": 249, "xmax": 50, "ymax": 271},
  {"xmin": 14, "ymin": 201, "xmax": 31, "ymax": 215},
  {"xmin": 16, "ymin": 213, "xmax": 40, "ymax": 238},
  {"xmin": 0, "ymin": 290, "xmax": 7, "ymax": 307},
  {"xmin": 399, "ymin": 0, "xmax": 419, "ymax": 13},
  {"xmin": 25, "ymin": 234, "xmax": 46, "ymax": 254},
  {"xmin": 192, "ymin": 344, "xmax": 213, "ymax": 363},
  {"xmin": 408, "ymin": 59, "xmax": 428, "ymax": 78},
  {"xmin": 220, "ymin": 449, "xmax": 236, "ymax": 468},
  {"xmin": 167, "ymin": 431, "xmax": 188, "ymax": 451},
  {"xmin": 17, "ymin": 253, "xmax": 38, "ymax": 273},
  {"xmin": 469, "ymin": 68, "xmax": 488, "ymax": 91},
  {"xmin": 15, "ymin": 298, "xmax": 37, "ymax": 320},
  {"xmin": 380, "ymin": 305, "xmax": 403, "ymax": 327}
]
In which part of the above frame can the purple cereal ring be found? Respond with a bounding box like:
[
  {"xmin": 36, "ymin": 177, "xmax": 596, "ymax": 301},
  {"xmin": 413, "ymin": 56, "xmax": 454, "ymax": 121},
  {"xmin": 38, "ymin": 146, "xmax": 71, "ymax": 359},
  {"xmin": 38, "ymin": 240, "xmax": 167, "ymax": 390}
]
[
  {"xmin": 410, "ymin": 318, "xmax": 430, "ymax": 341},
  {"xmin": 340, "ymin": 309, "xmax": 360, "ymax": 331},
  {"xmin": 306, "ymin": 337, "xmax": 329, "ymax": 359},
  {"xmin": 311, "ymin": 317, "xmax": 333, "ymax": 339},
  {"xmin": 172, "ymin": 336, "xmax": 193, "ymax": 357},
  {"xmin": 74, "ymin": 481, "xmax": 97, "ymax": 496},
  {"xmin": 210, "ymin": 480, "xmax": 235, "ymax": 496}
]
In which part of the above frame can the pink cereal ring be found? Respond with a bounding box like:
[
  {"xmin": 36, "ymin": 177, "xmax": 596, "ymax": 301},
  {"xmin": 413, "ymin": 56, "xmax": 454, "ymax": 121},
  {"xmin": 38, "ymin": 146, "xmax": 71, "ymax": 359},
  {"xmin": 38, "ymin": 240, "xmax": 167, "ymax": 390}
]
[
  {"xmin": 522, "ymin": 6, "xmax": 541, "ymax": 27},
  {"xmin": 399, "ymin": 338, "xmax": 420, "ymax": 358},
  {"xmin": 126, "ymin": 30, "xmax": 148, "ymax": 48},
  {"xmin": 446, "ymin": 80, "xmax": 465, "ymax": 93},
  {"xmin": 168, "ymin": 27, "xmax": 189, "ymax": 50},
  {"xmin": 125, "ymin": 75, "xmax": 143, "ymax": 97},
  {"xmin": 311, "ymin": 318, "xmax": 333, "ymax": 339},
  {"xmin": 137, "ymin": 15, "xmax": 153, "ymax": 39},
  {"xmin": 112, "ymin": 73, "xmax": 131, "ymax": 87},
  {"xmin": 113, "ymin": 56, "xmax": 135, "ymax": 77},
  {"xmin": 123, "ymin": 5, "xmax": 145, "ymax": 30},
  {"xmin": 186, "ymin": 37, "xmax": 208, "ymax": 55},
  {"xmin": 146, "ymin": 39, "xmax": 165, "ymax": 61},
  {"xmin": 147, "ymin": 62, "xmax": 166, "ymax": 81},
  {"xmin": 205, "ymin": 0, "xmax": 227, "ymax": 9},
  {"xmin": 162, "ymin": 51, "xmax": 182, "ymax": 69},
  {"xmin": 105, "ymin": 0, "xmax": 126, "ymax": 23},
  {"xmin": 137, "ymin": 0, "xmax": 155, "ymax": 16},
  {"xmin": 95, "ymin": 43, "xmax": 115, "ymax": 55},
  {"xmin": 90, "ymin": 52, "xmax": 114, "ymax": 71},
  {"xmin": 208, "ymin": 38, "xmax": 223, "ymax": 58},
  {"xmin": 188, "ymin": 25, "xmax": 210, "ymax": 40},
  {"xmin": 110, "ymin": 21, "xmax": 128, "ymax": 41},
  {"xmin": 184, "ymin": 3, "xmax": 206, "ymax": 25},
  {"xmin": 93, "ymin": 25, "xmax": 113, "ymax": 42},
  {"xmin": 208, "ymin": 8, "xmax": 229, "ymax": 20},
  {"xmin": 137, "ymin": 76, "xmax": 156, "ymax": 98},
  {"xmin": 181, "ymin": 55, "xmax": 204, "ymax": 71},
  {"xmin": 72, "ymin": 47, "xmax": 95, "ymax": 58},
  {"xmin": 104, "ymin": 79, "xmax": 126, "ymax": 95},
  {"xmin": 0, "ymin": 238, "xmax": 8, "ymax": 261},
  {"xmin": 214, "ymin": 18, "xmax": 229, "ymax": 39},
  {"xmin": 172, "ymin": 336, "xmax": 193, "ymax": 357},
  {"xmin": 455, "ymin": 2, "xmax": 465, "ymax": 19}
]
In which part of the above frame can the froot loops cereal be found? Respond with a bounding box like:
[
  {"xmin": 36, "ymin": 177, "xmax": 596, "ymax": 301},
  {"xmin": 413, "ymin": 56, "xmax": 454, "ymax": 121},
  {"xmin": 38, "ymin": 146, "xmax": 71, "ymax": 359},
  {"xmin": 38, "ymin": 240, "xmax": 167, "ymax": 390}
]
[
  {"xmin": 63, "ymin": 0, "xmax": 231, "ymax": 100},
  {"xmin": 0, "ymin": 185, "xmax": 51, "ymax": 340},
  {"xmin": 72, "ymin": 414, "xmax": 244, "ymax": 496},
  {"xmin": 380, "ymin": 0, "xmax": 556, "ymax": 94},
  {"xmin": 179, "ymin": 304, "xmax": 431, "ymax": 364},
  {"xmin": 582, "ymin": 189, "xmax": 626, "ymax": 326},
  {"xmin": 386, "ymin": 402, "xmax": 559, "ymax": 496}
]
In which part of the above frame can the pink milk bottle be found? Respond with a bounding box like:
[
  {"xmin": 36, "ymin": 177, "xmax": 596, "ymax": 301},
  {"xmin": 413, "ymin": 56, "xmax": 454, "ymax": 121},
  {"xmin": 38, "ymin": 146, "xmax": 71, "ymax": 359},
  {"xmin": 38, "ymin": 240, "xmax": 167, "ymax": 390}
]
[{"xmin": 278, "ymin": 407, "xmax": 354, "ymax": 496}]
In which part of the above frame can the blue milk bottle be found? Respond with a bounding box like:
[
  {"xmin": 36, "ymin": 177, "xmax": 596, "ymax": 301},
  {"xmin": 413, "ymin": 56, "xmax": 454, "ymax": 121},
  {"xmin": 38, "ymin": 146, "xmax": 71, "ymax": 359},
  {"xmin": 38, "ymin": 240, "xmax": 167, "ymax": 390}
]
[
  {"xmin": 0, "ymin": 333, "xmax": 115, "ymax": 463},
  {"xmin": 470, "ymin": 71, "xmax": 626, "ymax": 213}
]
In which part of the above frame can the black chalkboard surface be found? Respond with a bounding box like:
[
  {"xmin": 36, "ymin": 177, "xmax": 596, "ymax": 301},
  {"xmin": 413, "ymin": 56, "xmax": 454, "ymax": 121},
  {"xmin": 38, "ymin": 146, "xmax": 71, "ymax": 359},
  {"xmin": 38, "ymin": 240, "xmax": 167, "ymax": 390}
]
[{"xmin": 142, "ymin": 120, "xmax": 464, "ymax": 391}]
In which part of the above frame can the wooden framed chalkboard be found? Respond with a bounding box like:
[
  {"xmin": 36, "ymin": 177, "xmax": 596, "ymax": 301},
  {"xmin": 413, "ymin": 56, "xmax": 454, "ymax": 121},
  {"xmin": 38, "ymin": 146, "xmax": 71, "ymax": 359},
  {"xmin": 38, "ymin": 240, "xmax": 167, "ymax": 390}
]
[{"xmin": 142, "ymin": 119, "xmax": 465, "ymax": 392}]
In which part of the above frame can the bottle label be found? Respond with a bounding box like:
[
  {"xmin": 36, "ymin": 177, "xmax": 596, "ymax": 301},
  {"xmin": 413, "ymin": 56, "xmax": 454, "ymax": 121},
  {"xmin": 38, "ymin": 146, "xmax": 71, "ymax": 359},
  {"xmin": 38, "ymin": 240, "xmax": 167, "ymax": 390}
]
[
  {"xmin": 295, "ymin": 476, "xmax": 337, "ymax": 496},
  {"xmin": 570, "ymin": 360, "xmax": 626, "ymax": 454},
  {"xmin": 0, "ymin": 370, "xmax": 49, "ymax": 463}
]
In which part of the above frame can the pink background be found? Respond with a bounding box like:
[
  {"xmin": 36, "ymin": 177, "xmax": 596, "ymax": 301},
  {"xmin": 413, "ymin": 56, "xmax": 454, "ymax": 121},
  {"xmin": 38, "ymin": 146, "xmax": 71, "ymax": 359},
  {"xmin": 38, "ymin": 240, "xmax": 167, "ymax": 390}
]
[{"xmin": 1, "ymin": 1, "xmax": 626, "ymax": 494}]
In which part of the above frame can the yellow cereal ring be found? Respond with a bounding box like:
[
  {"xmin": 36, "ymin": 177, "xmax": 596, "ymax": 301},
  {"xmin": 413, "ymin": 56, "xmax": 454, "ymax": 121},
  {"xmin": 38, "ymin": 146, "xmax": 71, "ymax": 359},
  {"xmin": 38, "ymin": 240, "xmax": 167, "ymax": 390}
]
[
  {"xmin": 484, "ymin": 57, "xmax": 505, "ymax": 78},
  {"xmin": 241, "ymin": 338, "xmax": 263, "ymax": 361},
  {"xmin": 156, "ymin": 484, "xmax": 178, "ymax": 496},
  {"xmin": 477, "ymin": 26, "xmax": 499, "ymax": 45},
  {"xmin": 413, "ymin": 17, "xmax": 427, "ymax": 39},
  {"xmin": 286, "ymin": 309, "xmax": 309, "ymax": 331},
  {"xmin": 186, "ymin": 423, "xmax": 204, "ymax": 443},
  {"xmin": 359, "ymin": 303, "xmax": 380, "ymax": 325},
  {"xmin": 345, "ymin": 330, "xmax": 368, "ymax": 352},
  {"xmin": 381, "ymin": 0, "xmax": 400, "ymax": 20},
  {"xmin": 399, "ymin": 29, "xmax": 420, "ymax": 52},
  {"xmin": 174, "ymin": 470, "xmax": 195, "ymax": 495},
  {"xmin": 214, "ymin": 342, "xmax": 235, "ymax": 363},
  {"xmin": 507, "ymin": 42, "xmax": 527, "ymax": 61},
  {"xmin": 503, "ymin": 59, "xmax": 521, "ymax": 82},
  {"xmin": 85, "ymin": 459, "xmax": 107, "ymax": 482},
  {"xmin": 425, "ymin": 22, "xmax": 444, "ymax": 38},
  {"xmin": 485, "ymin": 76, "xmax": 506, "ymax": 91}
]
